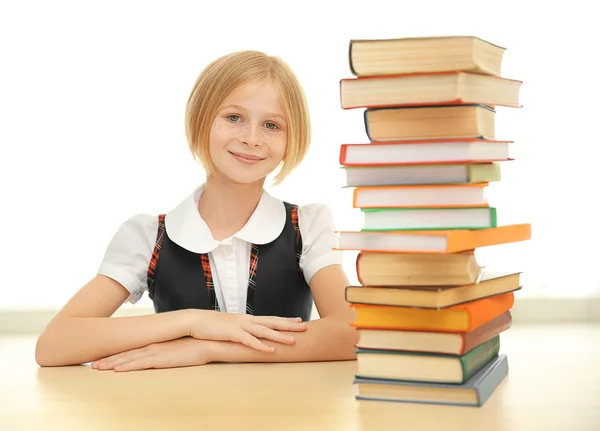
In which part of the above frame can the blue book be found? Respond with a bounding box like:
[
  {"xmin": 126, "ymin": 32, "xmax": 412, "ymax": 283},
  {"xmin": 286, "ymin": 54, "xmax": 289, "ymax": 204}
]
[{"xmin": 354, "ymin": 354, "xmax": 508, "ymax": 407}]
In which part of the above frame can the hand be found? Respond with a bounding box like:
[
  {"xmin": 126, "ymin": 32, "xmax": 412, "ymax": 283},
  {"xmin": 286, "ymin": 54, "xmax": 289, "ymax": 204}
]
[
  {"xmin": 91, "ymin": 338, "xmax": 213, "ymax": 372},
  {"xmin": 188, "ymin": 310, "xmax": 307, "ymax": 353}
]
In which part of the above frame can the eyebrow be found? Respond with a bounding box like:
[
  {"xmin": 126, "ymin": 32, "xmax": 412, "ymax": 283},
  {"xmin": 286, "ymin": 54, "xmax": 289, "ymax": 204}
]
[{"xmin": 221, "ymin": 104, "xmax": 287, "ymax": 122}]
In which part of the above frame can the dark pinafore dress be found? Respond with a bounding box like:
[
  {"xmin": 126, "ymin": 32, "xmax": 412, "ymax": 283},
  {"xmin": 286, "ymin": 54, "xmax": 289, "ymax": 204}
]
[{"xmin": 146, "ymin": 202, "xmax": 313, "ymax": 321}]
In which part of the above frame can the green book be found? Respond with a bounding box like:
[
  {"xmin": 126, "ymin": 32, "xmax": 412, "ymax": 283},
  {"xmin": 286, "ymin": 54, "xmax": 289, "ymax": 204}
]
[
  {"xmin": 361, "ymin": 207, "xmax": 497, "ymax": 231},
  {"xmin": 355, "ymin": 336, "xmax": 501, "ymax": 384}
]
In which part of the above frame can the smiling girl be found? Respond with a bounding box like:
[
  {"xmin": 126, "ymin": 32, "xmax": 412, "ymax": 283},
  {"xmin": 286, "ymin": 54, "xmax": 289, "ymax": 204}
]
[{"xmin": 35, "ymin": 50, "xmax": 357, "ymax": 372}]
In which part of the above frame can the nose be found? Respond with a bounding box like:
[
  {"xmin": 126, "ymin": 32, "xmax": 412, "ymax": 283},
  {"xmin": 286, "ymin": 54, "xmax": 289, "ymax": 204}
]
[{"xmin": 241, "ymin": 123, "xmax": 262, "ymax": 147}]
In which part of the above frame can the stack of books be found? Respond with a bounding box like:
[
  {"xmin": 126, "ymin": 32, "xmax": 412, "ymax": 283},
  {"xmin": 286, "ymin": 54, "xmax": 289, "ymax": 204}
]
[{"xmin": 336, "ymin": 36, "xmax": 532, "ymax": 407}]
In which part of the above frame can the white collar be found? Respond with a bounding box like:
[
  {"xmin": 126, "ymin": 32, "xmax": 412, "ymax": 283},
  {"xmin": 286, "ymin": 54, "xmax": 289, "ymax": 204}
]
[{"xmin": 163, "ymin": 184, "xmax": 286, "ymax": 253}]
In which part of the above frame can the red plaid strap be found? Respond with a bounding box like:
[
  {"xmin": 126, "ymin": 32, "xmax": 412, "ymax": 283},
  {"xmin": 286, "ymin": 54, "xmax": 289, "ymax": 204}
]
[
  {"xmin": 200, "ymin": 254, "xmax": 219, "ymax": 311},
  {"xmin": 245, "ymin": 244, "xmax": 260, "ymax": 315},
  {"xmin": 291, "ymin": 205, "xmax": 302, "ymax": 273},
  {"xmin": 147, "ymin": 214, "xmax": 166, "ymax": 299}
]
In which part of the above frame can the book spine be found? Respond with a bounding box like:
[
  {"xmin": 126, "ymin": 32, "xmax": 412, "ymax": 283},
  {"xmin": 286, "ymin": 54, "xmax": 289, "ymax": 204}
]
[
  {"xmin": 461, "ymin": 336, "xmax": 500, "ymax": 381},
  {"xmin": 356, "ymin": 252, "xmax": 364, "ymax": 285},
  {"xmin": 364, "ymin": 110, "xmax": 374, "ymax": 141},
  {"xmin": 348, "ymin": 40, "xmax": 357, "ymax": 76},
  {"xmin": 462, "ymin": 311, "xmax": 512, "ymax": 353},
  {"xmin": 475, "ymin": 355, "xmax": 509, "ymax": 405},
  {"xmin": 490, "ymin": 207, "xmax": 498, "ymax": 227}
]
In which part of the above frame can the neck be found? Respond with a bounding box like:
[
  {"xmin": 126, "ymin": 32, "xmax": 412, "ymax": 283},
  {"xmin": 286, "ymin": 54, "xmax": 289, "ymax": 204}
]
[{"xmin": 198, "ymin": 174, "xmax": 266, "ymax": 241}]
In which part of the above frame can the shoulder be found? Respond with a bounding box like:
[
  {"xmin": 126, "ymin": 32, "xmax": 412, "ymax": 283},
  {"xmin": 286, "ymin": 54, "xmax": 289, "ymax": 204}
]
[
  {"xmin": 295, "ymin": 203, "xmax": 335, "ymax": 232},
  {"xmin": 293, "ymin": 203, "xmax": 343, "ymax": 284},
  {"xmin": 117, "ymin": 213, "xmax": 160, "ymax": 239},
  {"xmin": 105, "ymin": 213, "xmax": 160, "ymax": 251},
  {"xmin": 97, "ymin": 213, "xmax": 160, "ymax": 304}
]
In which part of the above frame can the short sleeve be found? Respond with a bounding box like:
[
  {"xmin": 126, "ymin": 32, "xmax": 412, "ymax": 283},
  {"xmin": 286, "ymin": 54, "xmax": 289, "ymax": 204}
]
[
  {"xmin": 297, "ymin": 204, "xmax": 343, "ymax": 284},
  {"xmin": 97, "ymin": 214, "xmax": 158, "ymax": 304}
]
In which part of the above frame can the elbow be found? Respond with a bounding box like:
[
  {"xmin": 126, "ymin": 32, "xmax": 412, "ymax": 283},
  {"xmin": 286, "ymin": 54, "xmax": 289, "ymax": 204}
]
[
  {"xmin": 330, "ymin": 317, "xmax": 359, "ymax": 361},
  {"xmin": 35, "ymin": 334, "xmax": 52, "ymax": 367},
  {"xmin": 35, "ymin": 329, "xmax": 65, "ymax": 367},
  {"xmin": 341, "ymin": 325, "xmax": 359, "ymax": 360}
]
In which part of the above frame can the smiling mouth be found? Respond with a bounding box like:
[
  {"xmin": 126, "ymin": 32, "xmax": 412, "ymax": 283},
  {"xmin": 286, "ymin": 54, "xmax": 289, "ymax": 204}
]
[{"xmin": 229, "ymin": 151, "xmax": 265, "ymax": 162}]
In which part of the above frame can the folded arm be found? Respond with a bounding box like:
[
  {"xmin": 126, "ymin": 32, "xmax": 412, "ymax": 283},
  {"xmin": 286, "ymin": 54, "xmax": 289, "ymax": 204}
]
[
  {"xmin": 92, "ymin": 264, "xmax": 358, "ymax": 371},
  {"xmin": 36, "ymin": 275, "xmax": 309, "ymax": 368},
  {"xmin": 210, "ymin": 265, "xmax": 357, "ymax": 363}
]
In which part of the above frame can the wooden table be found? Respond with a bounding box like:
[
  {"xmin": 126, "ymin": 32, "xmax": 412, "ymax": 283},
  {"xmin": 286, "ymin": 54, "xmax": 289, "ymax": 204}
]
[{"xmin": 1, "ymin": 323, "xmax": 599, "ymax": 431}]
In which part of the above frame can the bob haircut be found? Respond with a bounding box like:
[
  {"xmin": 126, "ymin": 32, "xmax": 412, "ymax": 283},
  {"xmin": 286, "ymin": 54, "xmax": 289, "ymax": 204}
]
[{"xmin": 184, "ymin": 50, "xmax": 311, "ymax": 184}]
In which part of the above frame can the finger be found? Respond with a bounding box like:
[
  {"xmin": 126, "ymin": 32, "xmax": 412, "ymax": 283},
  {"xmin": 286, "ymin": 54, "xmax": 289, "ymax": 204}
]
[
  {"xmin": 252, "ymin": 316, "xmax": 307, "ymax": 332},
  {"xmin": 245, "ymin": 324, "xmax": 296, "ymax": 345},
  {"xmin": 114, "ymin": 358, "xmax": 153, "ymax": 372},
  {"xmin": 92, "ymin": 352, "xmax": 127, "ymax": 369},
  {"xmin": 238, "ymin": 331, "xmax": 275, "ymax": 353},
  {"xmin": 94, "ymin": 349, "xmax": 146, "ymax": 370}
]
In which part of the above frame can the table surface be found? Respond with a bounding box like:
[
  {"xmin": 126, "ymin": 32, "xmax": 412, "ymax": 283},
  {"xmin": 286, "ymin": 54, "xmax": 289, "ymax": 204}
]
[{"xmin": 1, "ymin": 323, "xmax": 599, "ymax": 431}]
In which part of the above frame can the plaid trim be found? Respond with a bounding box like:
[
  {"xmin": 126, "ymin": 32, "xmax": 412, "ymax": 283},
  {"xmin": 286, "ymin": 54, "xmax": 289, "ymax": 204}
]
[
  {"xmin": 245, "ymin": 244, "xmax": 260, "ymax": 315},
  {"xmin": 147, "ymin": 214, "xmax": 166, "ymax": 299},
  {"xmin": 201, "ymin": 254, "xmax": 219, "ymax": 311},
  {"xmin": 291, "ymin": 205, "xmax": 302, "ymax": 273}
]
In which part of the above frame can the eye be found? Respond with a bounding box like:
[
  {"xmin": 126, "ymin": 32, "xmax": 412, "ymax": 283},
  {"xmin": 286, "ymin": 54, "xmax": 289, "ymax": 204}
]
[
  {"xmin": 227, "ymin": 115, "xmax": 241, "ymax": 122},
  {"xmin": 264, "ymin": 122, "xmax": 279, "ymax": 130}
]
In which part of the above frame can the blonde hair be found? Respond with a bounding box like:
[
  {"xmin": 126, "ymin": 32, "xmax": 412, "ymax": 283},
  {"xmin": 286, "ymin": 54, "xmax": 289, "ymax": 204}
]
[{"xmin": 184, "ymin": 50, "xmax": 311, "ymax": 184}]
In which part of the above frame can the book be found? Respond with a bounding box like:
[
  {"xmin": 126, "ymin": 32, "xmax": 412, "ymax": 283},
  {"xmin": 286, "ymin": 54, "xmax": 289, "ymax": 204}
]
[
  {"xmin": 340, "ymin": 71, "xmax": 522, "ymax": 109},
  {"xmin": 351, "ymin": 292, "xmax": 515, "ymax": 332},
  {"xmin": 353, "ymin": 183, "xmax": 489, "ymax": 209},
  {"xmin": 346, "ymin": 271, "xmax": 521, "ymax": 308},
  {"xmin": 355, "ymin": 336, "xmax": 500, "ymax": 384},
  {"xmin": 365, "ymin": 104, "xmax": 495, "ymax": 141},
  {"xmin": 339, "ymin": 138, "xmax": 512, "ymax": 166},
  {"xmin": 361, "ymin": 207, "xmax": 497, "ymax": 231},
  {"xmin": 355, "ymin": 311, "xmax": 512, "ymax": 355},
  {"xmin": 356, "ymin": 251, "xmax": 483, "ymax": 286},
  {"xmin": 336, "ymin": 223, "xmax": 532, "ymax": 253},
  {"xmin": 354, "ymin": 354, "xmax": 509, "ymax": 407},
  {"xmin": 349, "ymin": 36, "xmax": 506, "ymax": 77},
  {"xmin": 342, "ymin": 162, "xmax": 501, "ymax": 187}
]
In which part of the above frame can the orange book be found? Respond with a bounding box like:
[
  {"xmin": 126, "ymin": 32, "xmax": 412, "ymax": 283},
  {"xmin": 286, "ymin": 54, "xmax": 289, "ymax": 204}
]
[
  {"xmin": 336, "ymin": 223, "xmax": 531, "ymax": 253},
  {"xmin": 350, "ymin": 292, "xmax": 514, "ymax": 333}
]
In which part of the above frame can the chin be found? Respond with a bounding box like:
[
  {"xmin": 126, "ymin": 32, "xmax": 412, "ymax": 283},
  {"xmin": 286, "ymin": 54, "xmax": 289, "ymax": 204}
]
[{"xmin": 215, "ymin": 166, "xmax": 270, "ymax": 185}]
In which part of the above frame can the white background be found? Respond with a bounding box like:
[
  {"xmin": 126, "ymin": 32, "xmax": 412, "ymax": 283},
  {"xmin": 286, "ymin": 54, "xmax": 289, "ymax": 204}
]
[{"xmin": 1, "ymin": 0, "xmax": 598, "ymax": 311}]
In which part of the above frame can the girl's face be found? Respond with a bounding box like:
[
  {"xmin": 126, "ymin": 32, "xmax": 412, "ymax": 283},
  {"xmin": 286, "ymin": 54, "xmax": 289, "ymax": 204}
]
[{"xmin": 208, "ymin": 79, "xmax": 288, "ymax": 184}]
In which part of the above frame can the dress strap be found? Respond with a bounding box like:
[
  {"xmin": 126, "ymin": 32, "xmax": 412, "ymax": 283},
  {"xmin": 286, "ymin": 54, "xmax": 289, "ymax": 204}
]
[
  {"xmin": 245, "ymin": 244, "xmax": 260, "ymax": 315},
  {"xmin": 290, "ymin": 205, "xmax": 302, "ymax": 274},
  {"xmin": 147, "ymin": 214, "xmax": 166, "ymax": 299},
  {"xmin": 200, "ymin": 254, "xmax": 220, "ymax": 311}
]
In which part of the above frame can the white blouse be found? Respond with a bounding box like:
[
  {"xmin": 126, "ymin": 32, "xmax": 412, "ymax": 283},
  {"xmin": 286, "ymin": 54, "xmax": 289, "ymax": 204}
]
[{"xmin": 97, "ymin": 184, "xmax": 343, "ymax": 313}]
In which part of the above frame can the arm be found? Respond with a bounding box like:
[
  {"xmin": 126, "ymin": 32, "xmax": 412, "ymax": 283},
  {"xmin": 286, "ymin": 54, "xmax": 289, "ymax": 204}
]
[
  {"xmin": 92, "ymin": 264, "xmax": 357, "ymax": 372},
  {"xmin": 35, "ymin": 276, "xmax": 306, "ymax": 367},
  {"xmin": 34, "ymin": 275, "xmax": 194, "ymax": 367},
  {"xmin": 208, "ymin": 264, "xmax": 357, "ymax": 363}
]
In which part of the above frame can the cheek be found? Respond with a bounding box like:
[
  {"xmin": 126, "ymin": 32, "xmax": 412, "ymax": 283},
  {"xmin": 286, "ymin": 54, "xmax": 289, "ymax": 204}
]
[
  {"xmin": 208, "ymin": 123, "xmax": 231, "ymax": 155},
  {"xmin": 270, "ymin": 135, "xmax": 287, "ymax": 160}
]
